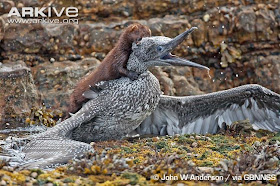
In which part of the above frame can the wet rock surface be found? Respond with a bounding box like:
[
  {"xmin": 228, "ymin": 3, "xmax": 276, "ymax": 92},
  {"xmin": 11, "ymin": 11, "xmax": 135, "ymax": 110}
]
[
  {"xmin": 0, "ymin": 61, "xmax": 39, "ymax": 128},
  {"xmin": 31, "ymin": 58, "xmax": 101, "ymax": 111}
]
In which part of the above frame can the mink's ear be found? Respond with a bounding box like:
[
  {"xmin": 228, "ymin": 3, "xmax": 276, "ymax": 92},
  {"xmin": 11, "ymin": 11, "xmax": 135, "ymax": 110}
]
[
  {"xmin": 148, "ymin": 28, "xmax": 152, "ymax": 36},
  {"xmin": 129, "ymin": 24, "xmax": 139, "ymax": 32}
]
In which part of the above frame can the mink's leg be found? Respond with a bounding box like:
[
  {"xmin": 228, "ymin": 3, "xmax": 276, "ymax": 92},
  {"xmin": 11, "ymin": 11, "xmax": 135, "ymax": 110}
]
[{"xmin": 117, "ymin": 66, "xmax": 139, "ymax": 80}]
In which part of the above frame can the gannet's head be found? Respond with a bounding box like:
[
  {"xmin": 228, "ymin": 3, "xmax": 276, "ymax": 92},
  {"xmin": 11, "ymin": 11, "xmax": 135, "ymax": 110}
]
[{"xmin": 127, "ymin": 27, "xmax": 209, "ymax": 73}]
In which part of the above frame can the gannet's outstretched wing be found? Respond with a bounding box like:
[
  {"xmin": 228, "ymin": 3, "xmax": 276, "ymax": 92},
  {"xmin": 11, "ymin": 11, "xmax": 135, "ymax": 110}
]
[
  {"xmin": 35, "ymin": 98, "xmax": 103, "ymax": 138},
  {"xmin": 136, "ymin": 84, "xmax": 280, "ymax": 135},
  {"xmin": 20, "ymin": 138, "xmax": 92, "ymax": 169},
  {"xmin": 20, "ymin": 99, "xmax": 102, "ymax": 169}
]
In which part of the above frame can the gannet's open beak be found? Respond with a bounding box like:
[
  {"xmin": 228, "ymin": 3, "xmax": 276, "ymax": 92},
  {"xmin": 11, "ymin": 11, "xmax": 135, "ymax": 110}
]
[{"xmin": 150, "ymin": 27, "xmax": 209, "ymax": 70}]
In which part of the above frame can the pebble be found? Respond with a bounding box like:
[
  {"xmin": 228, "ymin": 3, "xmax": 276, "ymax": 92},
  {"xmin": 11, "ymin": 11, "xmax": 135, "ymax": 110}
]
[
  {"xmin": 84, "ymin": 34, "xmax": 89, "ymax": 41},
  {"xmin": 17, "ymin": 3, "xmax": 24, "ymax": 8},
  {"xmin": 177, "ymin": 183, "xmax": 185, "ymax": 186},
  {"xmin": 80, "ymin": 41, "xmax": 85, "ymax": 47},
  {"xmin": 0, "ymin": 180, "xmax": 6, "ymax": 186},
  {"xmin": 152, "ymin": 137, "xmax": 159, "ymax": 142},
  {"xmin": 69, "ymin": 167, "xmax": 74, "ymax": 171},
  {"xmin": 203, "ymin": 14, "xmax": 210, "ymax": 22},
  {"xmin": 198, "ymin": 167, "xmax": 214, "ymax": 173},
  {"xmin": 219, "ymin": 161, "xmax": 228, "ymax": 171},
  {"xmin": 191, "ymin": 142, "xmax": 198, "ymax": 148},
  {"xmin": 187, "ymin": 160, "xmax": 195, "ymax": 167},
  {"xmin": 25, "ymin": 176, "xmax": 31, "ymax": 182},
  {"xmin": 1, "ymin": 175, "xmax": 10, "ymax": 181},
  {"xmin": 254, "ymin": 141, "xmax": 261, "ymax": 147},
  {"xmin": 59, "ymin": 49, "xmax": 65, "ymax": 55},
  {"xmin": 122, "ymin": 11, "xmax": 129, "ymax": 17},
  {"xmin": 75, "ymin": 179, "xmax": 82, "ymax": 185},
  {"xmin": 30, "ymin": 172, "xmax": 38, "ymax": 178},
  {"xmin": 53, "ymin": 172, "xmax": 61, "ymax": 178},
  {"xmin": 195, "ymin": 135, "xmax": 201, "ymax": 140}
]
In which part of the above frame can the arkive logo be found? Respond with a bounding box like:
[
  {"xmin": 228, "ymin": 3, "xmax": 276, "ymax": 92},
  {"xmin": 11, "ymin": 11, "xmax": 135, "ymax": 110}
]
[{"xmin": 8, "ymin": 7, "xmax": 78, "ymax": 18}]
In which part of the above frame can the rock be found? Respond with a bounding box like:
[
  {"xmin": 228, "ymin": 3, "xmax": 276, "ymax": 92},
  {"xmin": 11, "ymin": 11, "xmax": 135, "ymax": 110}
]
[
  {"xmin": 256, "ymin": 9, "xmax": 277, "ymax": 41},
  {"xmin": 254, "ymin": 141, "xmax": 261, "ymax": 147},
  {"xmin": 75, "ymin": 0, "xmax": 278, "ymax": 21},
  {"xmin": 0, "ymin": 14, "xmax": 79, "ymax": 61},
  {"xmin": 197, "ymin": 167, "xmax": 214, "ymax": 174},
  {"xmin": 195, "ymin": 135, "xmax": 201, "ymax": 140},
  {"xmin": 187, "ymin": 160, "xmax": 195, "ymax": 167},
  {"xmin": 191, "ymin": 142, "xmax": 198, "ymax": 148},
  {"xmin": 0, "ymin": 180, "xmax": 6, "ymax": 186},
  {"xmin": 30, "ymin": 172, "xmax": 38, "ymax": 178},
  {"xmin": 235, "ymin": 7, "xmax": 257, "ymax": 43},
  {"xmin": 75, "ymin": 179, "xmax": 82, "ymax": 185},
  {"xmin": 203, "ymin": 14, "xmax": 210, "ymax": 22},
  {"xmin": 0, "ymin": 16, "xmax": 4, "ymax": 42},
  {"xmin": 31, "ymin": 58, "xmax": 101, "ymax": 113},
  {"xmin": 0, "ymin": 0, "xmax": 14, "ymax": 14},
  {"xmin": 150, "ymin": 66, "xmax": 204, "ymax": 96},
  {"xmin": 0, "ymin": 61, "xmax": 39, "ymax": 129},
  {"xmin": 191, "ymin": 19, "xmax": 206, "ymax": 46}
]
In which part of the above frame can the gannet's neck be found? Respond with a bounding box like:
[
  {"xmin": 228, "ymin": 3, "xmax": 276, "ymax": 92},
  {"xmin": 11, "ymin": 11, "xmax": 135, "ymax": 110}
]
[{"xmin": 126, "ymin": 52, "xmax": 148, "ymax": 74}]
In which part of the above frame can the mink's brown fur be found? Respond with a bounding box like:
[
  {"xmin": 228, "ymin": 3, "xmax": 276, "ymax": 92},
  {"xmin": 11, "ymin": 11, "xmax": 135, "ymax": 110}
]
[{"xmin": 67, "ymin": 23, "xmax": 151, "ymax": 115}]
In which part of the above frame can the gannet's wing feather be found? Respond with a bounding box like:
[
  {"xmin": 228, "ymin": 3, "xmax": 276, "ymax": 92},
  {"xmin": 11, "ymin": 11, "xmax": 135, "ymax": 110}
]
[
  {"xmin": 36, "ymin": 98, "xmax": 103, "ymax": 138},
  {"xmin": 137, "ymin": 84, "xmax": 280, "ymax": 135},
  {"xmin": 21, "ymin": 98, "xmax": 103, "ymax": 169},
  {"xmin": 20, "ymin": 138, "xmax": 92, "ymax": 169}
]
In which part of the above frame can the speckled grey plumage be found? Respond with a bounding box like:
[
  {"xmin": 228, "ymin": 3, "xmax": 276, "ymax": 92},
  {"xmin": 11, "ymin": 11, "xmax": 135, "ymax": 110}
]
[{"xmin": 71, "ymin": 72, "xmax": 161, "ymax": 142}]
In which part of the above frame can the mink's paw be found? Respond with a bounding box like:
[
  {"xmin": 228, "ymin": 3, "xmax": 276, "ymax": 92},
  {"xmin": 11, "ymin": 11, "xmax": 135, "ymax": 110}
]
[
  {"xmin": 127, "ymin": 71, "xmax": 139, "ymax": 80},
  {"xmin": 89, "ymin": 85, "xmax": 102, "ymax": 92}
]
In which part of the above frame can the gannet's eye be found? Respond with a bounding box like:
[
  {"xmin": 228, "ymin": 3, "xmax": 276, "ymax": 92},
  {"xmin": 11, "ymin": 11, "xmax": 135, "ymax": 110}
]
[
  {"xmin": 136, "ymin": 37, "xmax": 142, "ymax": 45},
  {"xmin": 157, "ymin": 46, "xmax": 164, "ymax": 52}
]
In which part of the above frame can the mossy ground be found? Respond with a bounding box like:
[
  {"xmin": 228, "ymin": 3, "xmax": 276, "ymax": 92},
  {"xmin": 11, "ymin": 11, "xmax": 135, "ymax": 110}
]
[{"xmin": 0, "ymin": 122, "xmax": 279, "ymax": 185}]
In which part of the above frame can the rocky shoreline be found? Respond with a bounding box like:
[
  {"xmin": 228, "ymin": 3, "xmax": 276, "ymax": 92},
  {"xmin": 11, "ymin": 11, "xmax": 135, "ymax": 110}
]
[{"xmin": 0, "ymin": 0, "xmax": 279, "ymax": 185}]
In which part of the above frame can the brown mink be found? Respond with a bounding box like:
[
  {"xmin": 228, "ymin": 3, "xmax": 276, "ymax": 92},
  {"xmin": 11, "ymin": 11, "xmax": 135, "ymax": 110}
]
[{"xmin": 68, "ymin": 23, "xmax": 151, "ymax": 115}]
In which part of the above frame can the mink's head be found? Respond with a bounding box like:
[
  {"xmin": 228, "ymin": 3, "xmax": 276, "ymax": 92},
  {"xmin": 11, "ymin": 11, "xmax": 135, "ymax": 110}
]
[{"xmin": 122, "ymin": 23, "xmax": 151, "ymax": 44}]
